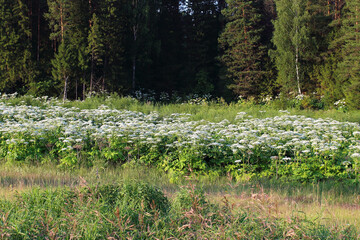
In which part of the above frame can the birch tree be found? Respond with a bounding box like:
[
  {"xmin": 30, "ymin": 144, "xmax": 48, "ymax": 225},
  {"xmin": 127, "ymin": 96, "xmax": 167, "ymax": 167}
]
[{"xmin": 270, "ymin": 0, "xmax": 311, "ymax": 95}]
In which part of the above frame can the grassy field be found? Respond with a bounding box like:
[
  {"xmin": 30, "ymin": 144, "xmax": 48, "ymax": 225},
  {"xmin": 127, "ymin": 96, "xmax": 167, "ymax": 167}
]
[
  {"xmin": 1, "ymin": 94, "xmax": 360, "ymax": 239},
  {"xmin": 3, "ymin": 93, "xmax": 360, "ymax": 123},
  {"xmin": 1, "ymin": 165, "xmax": 360, "ymax": 239}
]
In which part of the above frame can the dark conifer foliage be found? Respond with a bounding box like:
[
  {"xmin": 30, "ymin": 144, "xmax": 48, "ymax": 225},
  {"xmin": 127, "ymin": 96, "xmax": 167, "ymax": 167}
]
[
  {"xmin": 336, "ymin": 0, "xmax": 360, "ymax": 108},
  {"xmin": 219, "ymin": 0, "xmax": 267, "ymax": 98},
  {"xmin": 0, "ymin": 0, "xmax": 359, "ymax": 108},
  {"xmin": 0, "ymin": 0, "xmax": 35, "ymax": 92},
  {"xmin": 154, "ymin": 0, "xmax": 184, "ymax": 92}
]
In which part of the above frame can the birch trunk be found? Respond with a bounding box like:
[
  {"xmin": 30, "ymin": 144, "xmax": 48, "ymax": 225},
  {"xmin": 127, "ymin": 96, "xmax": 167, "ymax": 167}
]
[
  {"xmin": 63, "ymin": 75, "xmax": 68, "ymax": 102},
  {"xmin": 295, "ymin": 27, "xmax": 301, "ymax": 95}
]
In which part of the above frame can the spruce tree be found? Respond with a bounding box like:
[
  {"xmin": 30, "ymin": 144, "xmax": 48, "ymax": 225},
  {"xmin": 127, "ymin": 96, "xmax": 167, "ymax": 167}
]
[
  {"xmin": 337, "ymin": 0, "xmax": 360, "ymax": 108},
  {"xmin": 125, "ymin": 0, "xmax": 150, "ymax": 90},
  {"xmin": 51, "ymin": 41, "xmax": 72, "ymax": 102},
  {"xmin": 0, "ymin": 0, "xmax": 35, "ymax": 92},
  {"xmin": 96, "ymin": 0, "xmax": 127, "ymax": 93},
  {"xmin": 219, "ymin": 0, "xmax": 265, "ymax": 98},
  {"xmin": 182, "ymin": 0, "xmax": 220, "ymax": 95},
  {"xmin": 67, "ymin": 0, "xmax": 90, "ymax": 99},
  {"xmin": 87, "ymin": 13, "xmax": 104, "ymax": 94},
  {"xmin": 270, "ymin": 0, "xmax": 312, "ymax": 95},
  {"xmin": 155, "ymin": 0, "xmax": 184, "ymax": 92},
  {"xmin": 313, "ymin": 0, "xmax": 346, "ymax": 104}
]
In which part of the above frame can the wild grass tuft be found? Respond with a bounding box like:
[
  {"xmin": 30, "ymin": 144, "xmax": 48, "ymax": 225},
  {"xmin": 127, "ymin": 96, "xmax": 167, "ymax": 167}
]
[{"xmin": 2, "ymin": 180, "xmax": 359, "ymax": 239}]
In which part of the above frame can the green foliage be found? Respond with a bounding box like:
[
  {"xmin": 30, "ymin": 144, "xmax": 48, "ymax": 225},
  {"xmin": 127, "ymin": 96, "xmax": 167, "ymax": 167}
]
[
  {"xmin": 87, "ymin": 14, "xmax": 104, "ymax": 68},
  {"xmin": 181, "ymin": 0, "xmax": 221, "ymax": 95},
  {"xmin": 270, "ymin": 0, "xmax": 313, "ymax": 95},
  {"xmin": 0, "ymin": 0, "xmax": 35, "ymax": 92},
  {"xmin": 219, "ymin": 0, "xmax": 266, "ymax": 98},
  {"xmin": 1, "ymin": 0, "xmax": 359, "ymax": 107},
  {"xmin": 51, "ymin": 41, "xmax": 72, "ymax": 97},
  {"xmin": 336, "ymin": 0, "xmax": 360, "ymax": 109},
  {"xmin": 2, "ymin": 94, "xmax": 360, "ymax": 183}
]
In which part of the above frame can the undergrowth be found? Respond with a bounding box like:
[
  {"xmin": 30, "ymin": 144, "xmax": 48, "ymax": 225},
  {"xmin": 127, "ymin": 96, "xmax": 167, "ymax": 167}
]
[{"xmin": 1, "ymin": 180, "xmax": 359, "ymax": 239}]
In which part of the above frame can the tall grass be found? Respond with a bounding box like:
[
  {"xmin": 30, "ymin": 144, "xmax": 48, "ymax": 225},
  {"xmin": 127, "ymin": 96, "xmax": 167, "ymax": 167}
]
[
  {"xmin": 1, "ymin": 176, "xmax": 359, "ymax": 239},
  {"xmin": 2, "ymin": 94, "xmax": 360, "ymax": 123}
]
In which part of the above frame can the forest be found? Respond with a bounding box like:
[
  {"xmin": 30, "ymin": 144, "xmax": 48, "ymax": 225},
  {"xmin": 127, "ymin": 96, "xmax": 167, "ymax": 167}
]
[
  {"xmin": 2, "ymin": 1, "xmax": 360, "ymax": 237},
  {"xmin": 0, "ymin": 0, "xmax": 359, "ymax": 107}
]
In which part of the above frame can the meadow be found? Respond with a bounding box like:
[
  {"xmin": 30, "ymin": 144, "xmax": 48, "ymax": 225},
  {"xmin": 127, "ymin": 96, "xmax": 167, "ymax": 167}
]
[{"xmin": 1, "ymin": 94, "xmax": 360, "ymax": 239}]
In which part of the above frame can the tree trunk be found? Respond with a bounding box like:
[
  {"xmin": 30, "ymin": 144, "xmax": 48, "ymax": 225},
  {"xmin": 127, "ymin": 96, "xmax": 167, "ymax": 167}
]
[
  {"xmin": 53, "ymin": 39, "xmax": 57, "ymax": 52},
  {"xmin": 90, "ymin": 50, "xmax": 94, "ymax": 94},
  {"xmin": 63, "ymin": 75, "xmax": 68, "ymax": 102},
  {"xmin": 132, "ymin": 56, "xmax": 136, "ymax": 90},
  {"xmin": 243, "ymin": 7, "xmax": 247, "ymax": 43},
  {"xmin": 295, "ymin": 45, "xmax": 301, "ymax": 94},
  {"xmin": 356, "ymin": 6, "xmax": 359, "ymax": 34},
  {"xmin": 75, "ymin": 78, "xmax": 78, "ymax": 100},
  {"xmin": 60, "ymin": 3, "xmax": 64, "ymax": 42},
  {"xmin": 37, "ymin": 0, "xmax": 40, "ymax": 61},
  {"xmin": 28, "ymin": 0, "xmax": 32, "ymax": 41},
  {"xmin": 102, "ymin": 56, "xmax": 107, "ymax": 92},
  {"xmin": 295, "ymin": 27, "xmax": 301, "ymax": 95},
  {"xmin": 83, "ymin": 82, "xmax": 86, "ymax": 100},
  {"xmin": 132, "ymin": 24, "xmax": 137, "ymax": 90}
]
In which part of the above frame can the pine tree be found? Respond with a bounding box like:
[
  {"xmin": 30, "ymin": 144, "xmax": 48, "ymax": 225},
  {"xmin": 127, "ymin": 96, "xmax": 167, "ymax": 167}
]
[
  {"xmin": 46, "ymin": 0, "xmax": 72, "ymax": 99},
  {"xmin": 270, "ymin": 0, "xmax": 312, "ymax": 95},
  {"xmin": 45, "ymin": 0, "xmax": 72, "ymax": 43},
  {"xmin": 219, "ymin": 0, "xmax": 266, "ymax": 98},
  {"xmin": 46, "ymin": 0, "xmax": 90, "ymax": 99},
  {"xmin": 0, "ymin": 0, "xmax": 35, "ymax": 92}
]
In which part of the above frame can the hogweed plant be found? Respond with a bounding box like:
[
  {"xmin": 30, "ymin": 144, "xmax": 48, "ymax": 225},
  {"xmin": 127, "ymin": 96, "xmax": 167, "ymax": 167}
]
[{"xmin": 0, "ymin": 98, "xmax": 359, "ymax": 182}]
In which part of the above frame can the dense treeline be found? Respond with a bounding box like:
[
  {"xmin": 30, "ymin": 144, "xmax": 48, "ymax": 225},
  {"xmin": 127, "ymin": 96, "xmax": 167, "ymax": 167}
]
[{"xmin": 0, "ymin": 0, "xmax": 359, "ymax": 107}]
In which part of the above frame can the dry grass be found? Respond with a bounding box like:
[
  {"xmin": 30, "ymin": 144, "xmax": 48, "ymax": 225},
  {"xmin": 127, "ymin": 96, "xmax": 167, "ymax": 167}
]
[
  {"xmin": 1, "ymin": 164, "xmax": 360, "ymax": 233},
  {"xmin": 208, "ymin": 189, "xmax": 360, "ymax": 232}
]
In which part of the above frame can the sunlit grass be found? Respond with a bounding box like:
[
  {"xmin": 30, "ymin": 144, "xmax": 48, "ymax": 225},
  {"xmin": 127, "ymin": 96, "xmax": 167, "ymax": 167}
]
[{"xmin": 1, "ymin": 164, "xmax": 360, "ymax": 232}]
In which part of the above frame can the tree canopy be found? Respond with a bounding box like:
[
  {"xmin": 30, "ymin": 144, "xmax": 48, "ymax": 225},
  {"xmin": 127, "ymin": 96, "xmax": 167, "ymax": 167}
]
[{"xmin": 0, "ymin": 0, "xmax": 359, "ymax": 108}]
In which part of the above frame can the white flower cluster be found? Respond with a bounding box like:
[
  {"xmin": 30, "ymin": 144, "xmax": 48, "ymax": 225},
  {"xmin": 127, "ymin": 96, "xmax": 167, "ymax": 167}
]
[
  {"xmin": 334, "ymin": 99, "xmax": 347, "ymax": 110},
  {"xmin": 0, "ymin": 102, "xmax": 359, "ymax": 166}
]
